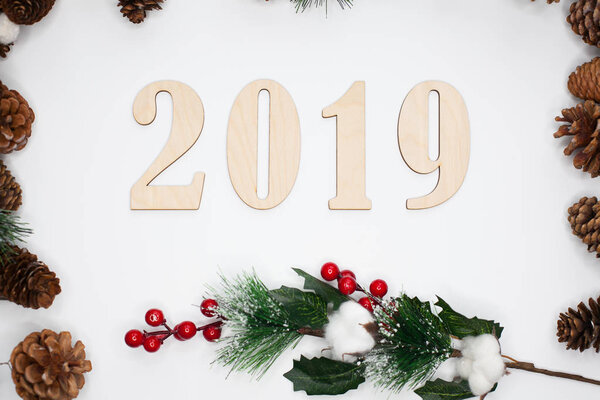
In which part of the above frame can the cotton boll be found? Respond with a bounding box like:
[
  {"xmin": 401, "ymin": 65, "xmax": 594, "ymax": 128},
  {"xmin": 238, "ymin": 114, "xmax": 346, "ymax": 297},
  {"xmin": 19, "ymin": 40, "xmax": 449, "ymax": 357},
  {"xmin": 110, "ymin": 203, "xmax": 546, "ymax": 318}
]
[
  {"xmin": 324, "ymin": 301, "xmax": 376, "ymax": 362},
  {"xmin": 0, "ymin": 14, "xmax": 19, "ymax": 44},
  {"xmin": 461, "ymin": 334, "xmax": 500, "ymax": 360},
  {"xmin": 468, "ymin": 371, "xmax": 495, "ymax": 396},
  {"xmin": 450, "ymin": 337, "xmax": 463, "ymax": 350},
  {"xmin": 473, "ymin": 355, "xmax": 505, "ymax": 383},
  {"xmin": 432, "ymin": 358, "xmax": 458, "ymax": 382},
  {"xmin": 456, "ymin": 357, "xmax": 473, "ymax": 379}
]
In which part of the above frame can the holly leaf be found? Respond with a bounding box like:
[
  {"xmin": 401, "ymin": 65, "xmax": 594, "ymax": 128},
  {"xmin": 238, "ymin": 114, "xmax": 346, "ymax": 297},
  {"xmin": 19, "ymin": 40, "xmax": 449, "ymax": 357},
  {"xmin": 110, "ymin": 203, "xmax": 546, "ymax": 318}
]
[
  {"xmin": 435, "ymin": 297, "xmax": 504, "ymax": 339},
  {"xmin": 292, "ymin": 268, "xmax": 349, "ymax": 310},
  {"xmin": 270, "ymin": 286, "xmax": 328, "ymax": 329},
  {"xmin": 415, "ymin": 379, "xmax": 497, "ymax": 400},
  {"xmin": 283, "ymin": 356, "xmax": 366, "ymax": 395}
]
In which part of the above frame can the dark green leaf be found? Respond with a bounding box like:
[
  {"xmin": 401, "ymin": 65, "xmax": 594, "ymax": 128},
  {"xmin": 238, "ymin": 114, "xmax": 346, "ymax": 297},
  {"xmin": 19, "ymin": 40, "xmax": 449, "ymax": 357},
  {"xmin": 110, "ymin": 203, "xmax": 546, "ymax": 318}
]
[
  {"xmin": 416, "ymin": 380, "xmax": 497, "ymax": 400},
  {"xmin": 284, "ymin": 356, "xmax": 365, "ymax": 395},
  {"xmin": 436, "ymin": 297, "xmax": 504, "ymax": 339},
  {"xmin": 292, "ymin": 268, "xmax": 349, "ymax": 310},
  {"xmin": 269, "ymin": 286, "xmax": 328, "ymax": 329}
]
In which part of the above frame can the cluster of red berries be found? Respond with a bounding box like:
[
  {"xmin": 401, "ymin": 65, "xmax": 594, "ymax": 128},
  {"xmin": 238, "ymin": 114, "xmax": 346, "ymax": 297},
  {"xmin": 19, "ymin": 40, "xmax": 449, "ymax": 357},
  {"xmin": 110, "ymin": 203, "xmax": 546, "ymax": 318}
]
[
  {"xmin": 320, "ymin": 262, "xmax": 388, "ymax": 312},
  {"xmin": 124, "ymin": 299, "xmax": 222, "ymax": 353}
]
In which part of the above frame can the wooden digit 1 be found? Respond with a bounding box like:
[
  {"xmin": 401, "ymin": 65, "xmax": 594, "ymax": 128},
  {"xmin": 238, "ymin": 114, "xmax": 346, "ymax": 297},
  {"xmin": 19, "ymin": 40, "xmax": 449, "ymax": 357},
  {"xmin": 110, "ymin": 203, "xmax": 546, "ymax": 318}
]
[
  {"xmin": 227, "ymin": 80, "xmax": 301, "ymax": 210},
  {"xmin": 323, "ymin": 81, "xmax": 372, "ymax": 210},
  {"xmin": 398, "ymin": 81, "xmax": 470, "ymax": 210},
  {"xmin": 131, "ymin": 81, "xmax": 205, "ymax": 210}
]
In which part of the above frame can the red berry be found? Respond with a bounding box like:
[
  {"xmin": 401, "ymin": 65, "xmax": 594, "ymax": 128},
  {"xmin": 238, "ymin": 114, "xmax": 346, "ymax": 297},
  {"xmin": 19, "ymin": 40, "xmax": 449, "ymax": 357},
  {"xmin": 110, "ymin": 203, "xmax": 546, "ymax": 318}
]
[
  {"xmin": 174, "ymin": 321, "xmax": 197, "ymax": 341},
  {"xmin": 358, "ymin": 297, "xmax": 374, "ymax": 312},
  {"xmin": 339, "ymin": 270, "xmax": 356, "ymax": 280},
  {"xmin": 124, "ymin": 329, "xmax": 145, "ymax": 348},
  {"xmin": 200, "ymin": 299, "xmax": 219, "ymax": 317},
  {"xmin": 369, "ymin": 279, "xmax": 388, "ymax": 298},
  {"xmin": 203, "ymin": 326, "xmax": 222, "ymax": 342},
  {"xmin": 338, "ymin": 276, "xmax": 357, "ymax": 295},
  {"xmin": 145, "ymin": 309, "xmax": 165, "ymax": 327},
  {"xmin": 320, "ymin": 262, "xmax": 340, "ymax": 281},
  {"xmin": 143, "ymin": 336, "xmax": 161, "ymax": 352}
]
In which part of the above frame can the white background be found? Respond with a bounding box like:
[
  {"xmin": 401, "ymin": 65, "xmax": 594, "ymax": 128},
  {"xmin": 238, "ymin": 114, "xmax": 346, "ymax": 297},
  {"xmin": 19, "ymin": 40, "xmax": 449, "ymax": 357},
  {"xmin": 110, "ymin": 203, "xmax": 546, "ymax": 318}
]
[{"xmin": 1, "ymin": 0, "xmax": 599, "ymax": 399}]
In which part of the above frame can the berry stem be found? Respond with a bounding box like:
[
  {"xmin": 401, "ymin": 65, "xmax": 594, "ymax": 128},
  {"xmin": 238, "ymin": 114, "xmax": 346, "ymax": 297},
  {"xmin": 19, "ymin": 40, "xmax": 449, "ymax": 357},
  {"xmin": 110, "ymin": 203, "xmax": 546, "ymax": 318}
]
[{"xmin": 197, "ymin": 321, "xmax": 223, "ymax": 331}]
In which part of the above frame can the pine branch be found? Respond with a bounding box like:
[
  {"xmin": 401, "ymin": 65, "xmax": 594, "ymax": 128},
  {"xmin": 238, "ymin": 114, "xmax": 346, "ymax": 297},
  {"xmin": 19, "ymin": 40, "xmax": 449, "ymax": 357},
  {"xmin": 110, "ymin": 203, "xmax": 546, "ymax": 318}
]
[
  {"xmin": 0, "ymin": 212, "xmax": 31, "ymax": 261},
  {"xmin": 291, "ymin": 0, "xmax": 353, "ymax": 12},
  {"xmin": 365, "ymin": 295, "xmax": 453, "ymax": 392}
]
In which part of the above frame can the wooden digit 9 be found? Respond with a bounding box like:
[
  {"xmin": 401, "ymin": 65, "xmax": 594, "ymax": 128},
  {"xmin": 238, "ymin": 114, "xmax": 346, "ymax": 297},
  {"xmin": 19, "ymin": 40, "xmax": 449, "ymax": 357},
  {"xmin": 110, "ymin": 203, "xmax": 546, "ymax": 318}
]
[
  {"xmin": 131, "ymin": 81, "xmax": 205, "ymax": 210},
  {"xmin": 398, "ymin": 81, "xmax": 470, "ymax": 210},
  {"xmin": 227, "ymin": 79, "xmax": 301, "ymax": 210}
]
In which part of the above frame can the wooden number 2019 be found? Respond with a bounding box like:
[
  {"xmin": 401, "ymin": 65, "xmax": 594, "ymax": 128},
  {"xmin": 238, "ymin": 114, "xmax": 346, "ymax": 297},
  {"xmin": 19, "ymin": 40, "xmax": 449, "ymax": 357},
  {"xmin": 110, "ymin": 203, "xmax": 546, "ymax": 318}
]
[{"xmin": 130, "ymin": 80, "xmax": 469, "ymax": 211}]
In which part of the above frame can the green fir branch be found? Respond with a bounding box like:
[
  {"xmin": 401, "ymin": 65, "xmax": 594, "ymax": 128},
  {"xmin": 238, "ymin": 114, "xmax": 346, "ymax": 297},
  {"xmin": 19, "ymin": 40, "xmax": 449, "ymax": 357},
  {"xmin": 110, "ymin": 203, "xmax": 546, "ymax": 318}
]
[
  {"xmin": 365, "ymin": 295, "xmax": 453, "ymax": 392},
  {"xmin": 209, "ymin": 271, "xmax": 304, "ymax": 378},
  {"xmin": 291, "ymin": 0, "xmax": 353, "ymax": 12},
  {"xmin": 0, "ymin": 211, "xmax": 31, "ymax": 261}
]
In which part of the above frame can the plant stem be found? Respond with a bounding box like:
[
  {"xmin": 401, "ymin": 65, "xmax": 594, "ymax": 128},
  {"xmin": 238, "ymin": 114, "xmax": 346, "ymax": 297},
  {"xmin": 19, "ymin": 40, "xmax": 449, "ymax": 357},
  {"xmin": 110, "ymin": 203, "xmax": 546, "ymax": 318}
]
[
  {"xmin": 297, "ymin": 327, "xmax": 324, "ymax": 337},
  {"xmin": 505, "ymin": 361, "xmax": 600, "ymax": 386}
]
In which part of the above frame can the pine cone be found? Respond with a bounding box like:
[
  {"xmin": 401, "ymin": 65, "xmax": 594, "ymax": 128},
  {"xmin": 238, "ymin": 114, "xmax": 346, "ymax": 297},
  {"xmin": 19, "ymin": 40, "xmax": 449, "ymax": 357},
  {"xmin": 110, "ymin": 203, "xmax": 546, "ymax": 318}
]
[
  {"xmin": 0, "ymin": 245, "xmax": 61, "ymax": 309},
  {"xmin": 0, "ymin": 81, "xmax": 35, "ymax": 154},
  {"xmin": 0, "ymin": 159, "xmax": 22, "ymax": 211},
  {"xmin": 568, "ymin": 57, "xmax": 600, "ymax": 102},
  {"xmin": 557, "ymin": 296, "xmax": 600, "ymax": 352},
  {"xmin": 568, "ymin": 196, "xmax": 600, "ymax": 257},
  {"xmin": 567, "ymin": 0, "xmax": 600, "ymax": 47},
  {"xmin": 10, "ymin": 330, "xmax": 92, "ymax": 400},
  {"xmin": 117, "ymin": 0, "xmax": 164, "ymax": 24},
  {"xmin": 554, "ymin": 101, "xmax": 600, "ymax": 177},
  {"xmin": 0, "ymin": 42, "xmax": 13, "ymax": 58},
  {"xmin": 0, "ymin": 0, "xmax": 55, "ymax": 25}
]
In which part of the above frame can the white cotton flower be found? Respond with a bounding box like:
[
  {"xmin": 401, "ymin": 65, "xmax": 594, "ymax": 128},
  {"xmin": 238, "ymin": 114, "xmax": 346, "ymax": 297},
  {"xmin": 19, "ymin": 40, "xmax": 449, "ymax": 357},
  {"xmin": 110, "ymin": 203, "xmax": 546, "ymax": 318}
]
[
  {"xmin": 432, "ymin": 358, "xmax": 458, "ymax": 382},
  {"xmin": 468, "ymin": 371, "xmax": 495, "ymax": 396},
  {"xmin": 456, "ymin": 357, "xmax": 473, "ymax": 379},
  {"xmin": 473, "ymin": 355, "xmax": 506, "ymax": 383},
  {"xmin": 461, "ymin": 334, "xmax": 500, "ymax": 360},
  {"xmin": 324, "ymin": 301, "xmax": 376, "ymax": 363},
  {"xmin": 0, "ymin": 14, "xmax": 19, "ymax": 45}
]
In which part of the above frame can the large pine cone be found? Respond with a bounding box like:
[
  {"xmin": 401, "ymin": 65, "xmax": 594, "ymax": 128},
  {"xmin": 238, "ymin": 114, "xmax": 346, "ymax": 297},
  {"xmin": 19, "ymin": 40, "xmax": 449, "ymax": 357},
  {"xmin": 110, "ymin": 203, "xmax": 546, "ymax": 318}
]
[
  {"xmin": 568, "ymin": 196, "xmax": 600, "ymax": 257},
  {"xmin": 0, "ymin": 245, "xmax": 61, "ymax": 309},
  {"xmin": 568, "ymin": 57, "xmax": 600, "ymax": 102},
  {"xmin": 567, "ymin": 0, "xmax": 600, "ymax": 47},
  {"xmin": 557, "ymin": 296, "xmax": 600, "ymax": 352},
  {"xmin": 0, "ymin": 0, "xmax": 55, "ymax": 25},
  {"xmin": 0, "ymin": 81, "xmax": 35, "ymax": 154},
  {"xmin": 10, "ymin": 330, "xmax": 92, "ymax": 400},
  {"xmin": 0, "ymin": 159, "xmax": 22, "ymax": 211},
  {"xmin": 554, "ymin": 101, "xmax": 600, "ymax": 177},
  {"xmin": 117, "ymin": 0, "xmax": 164, "ymax": 24}
]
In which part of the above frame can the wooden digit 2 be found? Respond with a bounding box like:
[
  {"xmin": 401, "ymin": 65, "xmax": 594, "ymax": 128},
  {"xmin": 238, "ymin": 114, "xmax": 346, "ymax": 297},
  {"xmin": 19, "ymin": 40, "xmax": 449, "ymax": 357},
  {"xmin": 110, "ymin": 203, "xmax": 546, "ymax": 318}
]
[
  {"xmin": 398, "ymin": 81, "xmax": 470, "ymax": 210},
  {"xmin": 323, "ymin": 81, "xmax": 372, "ymax": 210},
  {"xmin": 227, "ymin": 80, "xmax": 301, "ymax": 210},
  {"xmin": 131, "ymin": 81, "xmax": 205, "ymax": 210}
]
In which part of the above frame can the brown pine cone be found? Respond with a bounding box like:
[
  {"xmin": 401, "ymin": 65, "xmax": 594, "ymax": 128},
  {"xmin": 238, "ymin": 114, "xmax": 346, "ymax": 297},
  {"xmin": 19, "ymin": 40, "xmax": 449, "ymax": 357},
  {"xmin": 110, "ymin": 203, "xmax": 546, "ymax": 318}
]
[
  {"xmin": 557, "ymin": 296, "xmax": 600, "ymax": 352},
  {"xmin": 554, "ymin": 101, "xmax": 600, "ymax": 177},
  {"xmin": 1, "ymin": 0, "xmax": 55, "ymax": 25},
  {"xmin": 10, "ymin": 330, "xmax": 92, "ymax": 400},
  {"xmin": 567, "ymin": 0, "xmax": 600, "ymax": 47},
  {"xmin": 0, "ymin": 81, "xmax": 35, "ymax": 154},
  {"xmin": 0, "ymin": 245, "xmax": 61, "ymax": 309},
  {"xmin": 118, "ymin": 0, "xmax": 164, "ymax": 24},
  {"xmin": 568, "ymin": 57, "xmax": 600, "ymax": 102},
  {"xmin": 568, "ymin": 196, "xmax": 600, "ymax": 257},
  {"xmin": 0, "ymin": 42, "xmax": 13, "ymax": 58},
  {"xmin": 0, "ymin": 159, "xmax": 22, "ymax": 211}
]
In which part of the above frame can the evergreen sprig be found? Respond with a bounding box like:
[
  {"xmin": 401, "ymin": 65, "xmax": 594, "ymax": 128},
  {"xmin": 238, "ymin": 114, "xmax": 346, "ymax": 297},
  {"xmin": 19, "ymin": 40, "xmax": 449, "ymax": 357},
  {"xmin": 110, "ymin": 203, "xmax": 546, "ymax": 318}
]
[
  {"xmin": 365, "ymin": 295, "xmax": 453, "ymax": 392},
  {"xmin": 210, "ymin": 271, "xmax": 303, "ymax": 378},
  {"xmin": 291, "ymin": 0, "xmax": 353, "ymax": 12},
  {"xmin": 0, "ymin": 211, "xmax": 31, "ymax": 260}
]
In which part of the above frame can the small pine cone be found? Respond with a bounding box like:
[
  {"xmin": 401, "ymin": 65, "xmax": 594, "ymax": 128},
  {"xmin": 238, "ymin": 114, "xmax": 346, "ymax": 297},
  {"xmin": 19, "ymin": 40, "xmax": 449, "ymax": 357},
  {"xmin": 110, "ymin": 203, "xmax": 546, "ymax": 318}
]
[
  {"xmin": 0, "ymin": 0, "xmax": 55, "ymax": 25},
  {"xmin": 568, "ymin": 57, "xmax": 600, "ymax": 102},
  {"xmin": 117, "ymin": 0, "xmax": 164, "ymax": 24},
  {"xmin": 0, "ymin": 81, "xmax": 35, "ymax": 154},
  {"xmin": 0, "ymin": 245, "xmax": 61, "ymax": 309},
  {"xmin": 0, "ymin": 159, "xmax": 22, "ymax": 211},
  {"xmin": 554, "ymin": 101, "xmax": 600, "ymax": 177},
  {"xmin": 568, "ymin": 196, "xmax": 600, "ymax": 257},
  {"xmin": 0, "ymin": 42, "xmax": 13, "ymax": 58},
  {"xmin": 557, "ymin": 296, "xmax": 600, "ymax": 352},
  {"xmin": 567, "ymin": 0, "xmax": 600, "ymax": 47},
  {"xmin": 10, "ymin": 330, "xmax": 92, "ymax": 400}
]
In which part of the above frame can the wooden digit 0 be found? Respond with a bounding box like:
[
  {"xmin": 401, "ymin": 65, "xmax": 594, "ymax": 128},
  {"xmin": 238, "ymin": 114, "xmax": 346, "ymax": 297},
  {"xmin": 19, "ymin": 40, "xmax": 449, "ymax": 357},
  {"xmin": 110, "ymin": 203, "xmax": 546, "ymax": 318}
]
[
  {"xmin": 227, "ymin": 79, "xmax": 301, "ymax": 210},
  {"xmin": 131, "ymin": 81, "xmax": 205, "ymax": 210},
  {"xmin": 323, "ymin": 81, "xmax": 372, "ymax": 210},
  {"xmin": 398, "ymin": 81, "xmax": 470, "ymax": 210}
]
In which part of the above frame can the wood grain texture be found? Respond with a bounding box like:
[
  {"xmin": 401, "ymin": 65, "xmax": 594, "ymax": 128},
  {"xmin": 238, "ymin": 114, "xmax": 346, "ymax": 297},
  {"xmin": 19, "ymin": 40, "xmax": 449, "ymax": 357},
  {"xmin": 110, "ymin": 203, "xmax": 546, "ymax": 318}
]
[
  {"xmin": 398, "ymin": 81, "xmax": 470, "ymax": 210},
  {"xmin": 323, "ymin": 81, "xmax": 372, "ymax": 210},
  {"xmin": 131, "ymin": 80, "xmax": 205, "ymax": 210},
  {"xmin": 227, "ymin": 80, "xmax": 300, "ymax": 210}
]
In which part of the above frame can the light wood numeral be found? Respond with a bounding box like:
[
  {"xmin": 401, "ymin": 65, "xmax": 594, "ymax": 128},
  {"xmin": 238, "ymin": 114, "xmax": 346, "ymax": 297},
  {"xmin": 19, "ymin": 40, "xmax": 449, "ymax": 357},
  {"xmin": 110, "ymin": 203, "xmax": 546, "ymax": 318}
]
[
  {"xmin": 131, "ymin": 81, "xmax": 205, "ymax": 210},
  {"xmin": 398, "ymin": 81, "xmax": 470, "ymax": 210},
  {"xmin": 227, "ymin": 80, "xmax": 301, "ymax": 210},
  {"xmin": 323, "ymin": 81, "xmax": 372, "ymax": 210}
]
